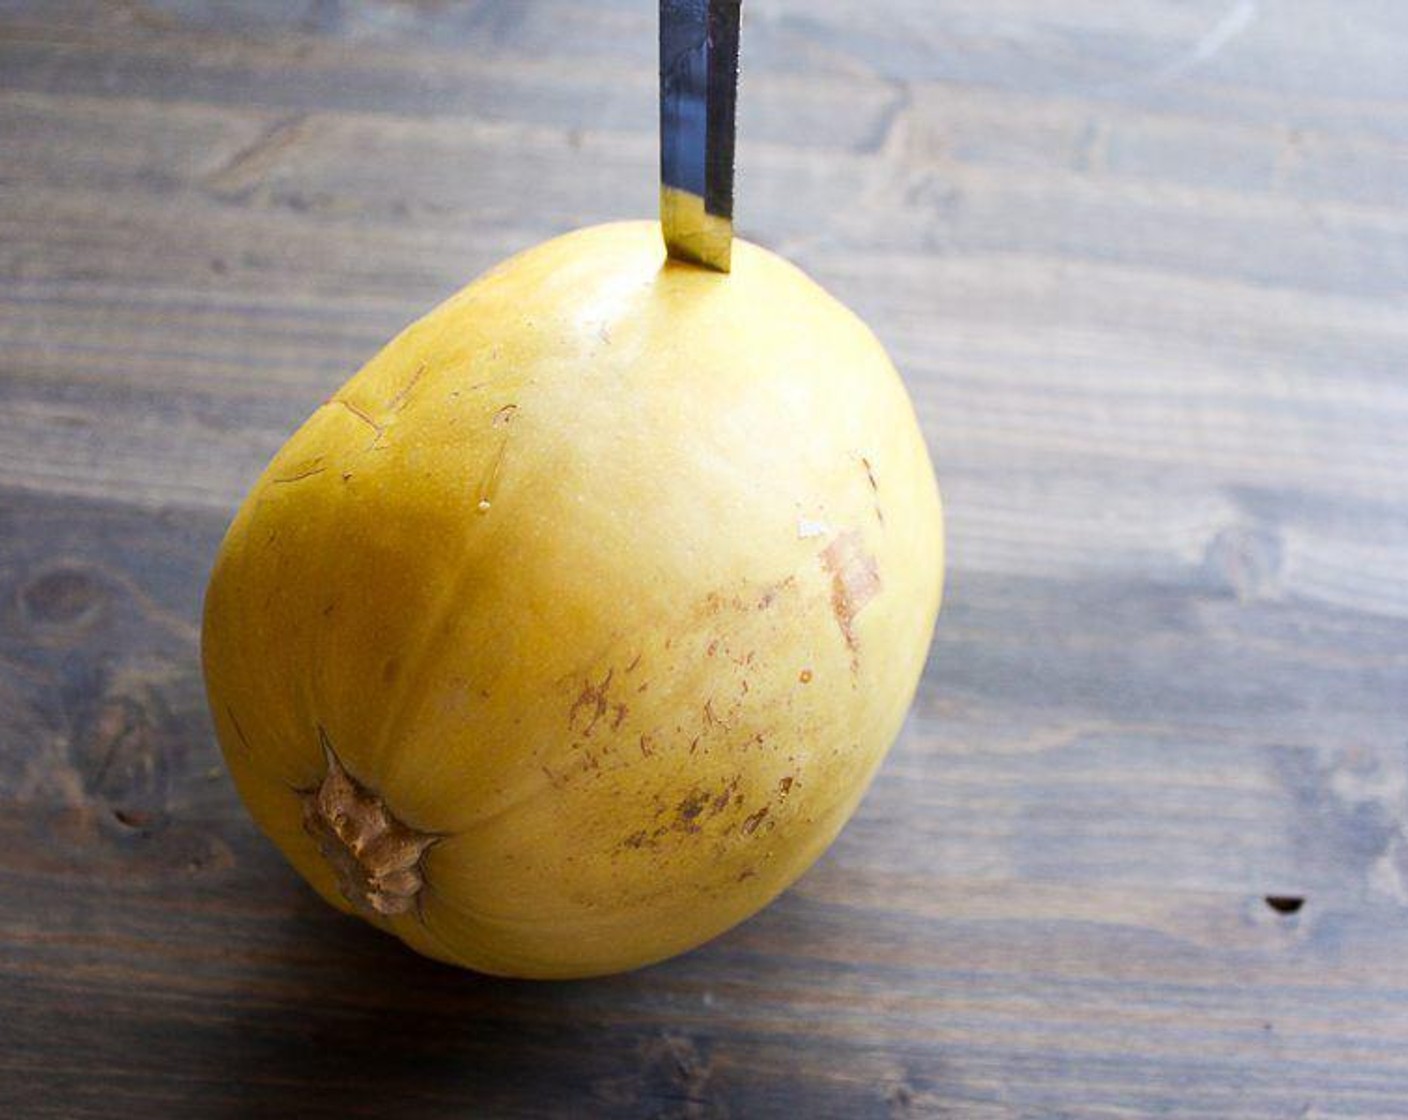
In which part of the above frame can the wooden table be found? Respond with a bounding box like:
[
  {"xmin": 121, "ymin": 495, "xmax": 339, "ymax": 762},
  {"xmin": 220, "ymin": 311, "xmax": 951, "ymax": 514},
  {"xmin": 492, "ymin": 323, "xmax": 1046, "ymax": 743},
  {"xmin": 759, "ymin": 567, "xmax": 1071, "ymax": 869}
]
[{"xmin": 4, "ymin": 2, "xmax": 1408, "ymax": 1116}]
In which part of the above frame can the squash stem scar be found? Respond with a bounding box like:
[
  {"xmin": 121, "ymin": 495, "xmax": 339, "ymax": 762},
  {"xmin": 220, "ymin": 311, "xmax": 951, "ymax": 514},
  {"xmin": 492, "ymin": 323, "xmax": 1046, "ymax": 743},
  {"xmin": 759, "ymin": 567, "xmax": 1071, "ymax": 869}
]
[{"xmin": 300, "ymin": 726, "xmax": 441, "ymax": 918}]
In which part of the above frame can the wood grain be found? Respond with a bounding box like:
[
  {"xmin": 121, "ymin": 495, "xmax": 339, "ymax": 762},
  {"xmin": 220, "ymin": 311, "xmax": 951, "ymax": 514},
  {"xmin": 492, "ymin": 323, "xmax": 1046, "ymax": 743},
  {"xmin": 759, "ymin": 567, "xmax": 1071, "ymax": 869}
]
[{"xmin": 3, "ymin": 2, "xmax": 1408, "ymax": 1116}]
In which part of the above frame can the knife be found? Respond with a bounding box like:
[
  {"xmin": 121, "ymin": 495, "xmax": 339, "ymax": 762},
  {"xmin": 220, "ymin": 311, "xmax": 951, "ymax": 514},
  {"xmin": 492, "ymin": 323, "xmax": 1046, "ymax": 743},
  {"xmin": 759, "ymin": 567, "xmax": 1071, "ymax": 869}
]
[{"xmin": 659, "ymin": 0, "xmax": 741, "ymax": 273}]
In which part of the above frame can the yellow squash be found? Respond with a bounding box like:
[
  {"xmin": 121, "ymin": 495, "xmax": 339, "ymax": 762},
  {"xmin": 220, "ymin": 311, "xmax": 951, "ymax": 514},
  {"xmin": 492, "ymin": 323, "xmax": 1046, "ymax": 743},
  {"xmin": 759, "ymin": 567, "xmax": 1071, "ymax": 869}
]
[{"xmin": 201, "ymin": 221, "xmax": 943, "ymax": 978}]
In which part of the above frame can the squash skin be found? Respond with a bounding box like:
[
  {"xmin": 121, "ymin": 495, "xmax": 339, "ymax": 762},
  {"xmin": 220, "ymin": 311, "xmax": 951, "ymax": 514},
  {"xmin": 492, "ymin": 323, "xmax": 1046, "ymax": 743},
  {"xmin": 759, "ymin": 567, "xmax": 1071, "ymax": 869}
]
[{"xmin": 201, "ymin": 221, "xmax": 943, "ymax": 978}]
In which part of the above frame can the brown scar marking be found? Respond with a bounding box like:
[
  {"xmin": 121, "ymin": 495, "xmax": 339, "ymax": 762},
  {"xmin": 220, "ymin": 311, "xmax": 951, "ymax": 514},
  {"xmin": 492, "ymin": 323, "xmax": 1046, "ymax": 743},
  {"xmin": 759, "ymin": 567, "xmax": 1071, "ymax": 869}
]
[
  {"xmin": 626, "ymin": 652, "xmax": 643, "ymax": 673},
  {"xmin": 676, "ymin": 789, "xmax": 709, "ymax": 832},
  {"xmin": 862, "ymin": 456, "xmax": 879, "ymax": 492},
  {"xmin": 742, "ymin": 806, "xmax": 770, "ymax": 835},
  {"xmin": 638, "ymin": 733, "xmax": 654, "ymax": 758},
  {"xmin": 387, "ymin": 363, "xmax": 428, "ymax": 412},
  {"xmin": 330, "ymin": 398, "xmax": 388, "ymax": 448},
  {"xmin": 569, "ymin": 668, "xmax": 614, "ymax": 735},
  {"xmin": 862, "ymin": 456, "xmax": 886, "ymax": 525},
  {"xmin": 702, "ymin": 697, "xmax": 729, "ymax": 728},
  {"xmin": 331, "ymin": 398, "xmax": 379, "ymax": 430},
  {"xmin": 273, "ymin": 462, "xmax": 327, "ymax": 484},
  {"xmin": 610, "ymin": 702, "xmax": 629, "ymax": 730},
  {"xmin": 711, "ymin": 778, "xmax": 740, "ymax": 816},
  {"xmin": 492, "ymin": 403, "xmax": 518, "ymax": 427},
  {"xmin": 226, "ymin": 705, "xmax": 253, "ymax": 756},
  {"xmin": 477, "ymin": 426, "xmax": 511, "ymax": 510},
  {"xmin": 329, "ymin": 364, "xmax": 425, "ymax": 453},
  {"xmin": 820, "ymin": 531, "xmax": 881, "ymax": 653}
]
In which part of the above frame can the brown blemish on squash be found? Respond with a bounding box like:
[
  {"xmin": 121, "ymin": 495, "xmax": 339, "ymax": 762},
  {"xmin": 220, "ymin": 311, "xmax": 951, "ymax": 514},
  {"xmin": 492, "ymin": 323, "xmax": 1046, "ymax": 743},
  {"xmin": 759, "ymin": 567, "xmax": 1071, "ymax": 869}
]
[
  {"xmin": 492, "ymin": 403, "xmax": 518, "ymax": 427},
  {"xmin": 702, "ymin": 697, "xmax": 732, "ymax": 729},
  {"xmin": 330, "ymin": 398, "xmax": 387, "ymax": 449},
  {"xmin": 386, "ymin": 362, "xmax": 428, "ymax": 413},
  {"xmin": 778, "ymin": 776, "xmax": 794, "ymax": 797},
  {"xmin": 799, "ymin": 668, "xmax": 813, "ymax": 684},
  {"xmin": 569, "ymin": 668, "xmax": 614, "ymax": 735},
  {"xmin": 820, "ymin": 531, "xmax": 881, "ymax": 654},
  {"xmin": 272, "ymin": 459, "xmax": 327, "ymax": 485},
  {"xmin": 741, "ymin": 806, "xmax": 770, "ymax": 835},
  {"xmin": 476, "ymin": 427, "xmax": 511, "ymax": 513},
  {"xmin": 226, "ymin": 705, "xmax": 253, "ymax": 757},
  {"xmin": 861, "ymin": 455, "xmax": 885, "ymax": 526},
  {"xmin": 676, "ymin": 789, "xmax": 710, "ymax": 832},
  {"xmin": 625, "ymin": 776, "xmax": 747, "ymax": 851},
  {"xmin": 710, "ymin": 778, "xmax": 740, "ymax": 816}
]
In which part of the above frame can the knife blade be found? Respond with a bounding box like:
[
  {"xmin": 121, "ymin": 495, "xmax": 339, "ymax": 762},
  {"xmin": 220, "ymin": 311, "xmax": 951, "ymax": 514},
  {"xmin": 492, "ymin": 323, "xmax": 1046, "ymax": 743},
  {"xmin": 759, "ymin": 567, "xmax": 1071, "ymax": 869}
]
[{"xmin": 659, "ymin": 0, "xmax": 741, "ymax": 272}]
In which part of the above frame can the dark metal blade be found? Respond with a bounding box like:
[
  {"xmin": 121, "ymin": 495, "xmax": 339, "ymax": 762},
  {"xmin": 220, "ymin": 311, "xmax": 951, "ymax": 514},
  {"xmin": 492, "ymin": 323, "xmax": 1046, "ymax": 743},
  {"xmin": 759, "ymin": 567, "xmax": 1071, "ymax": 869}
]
[{"xmin": 660, "ymin": 0, "xmax": 741, "ymax": 272}]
